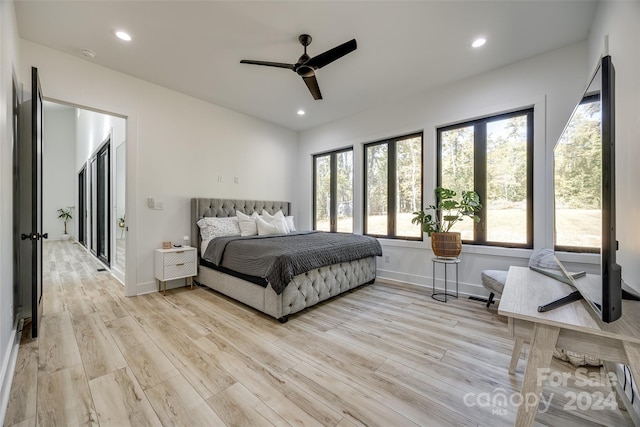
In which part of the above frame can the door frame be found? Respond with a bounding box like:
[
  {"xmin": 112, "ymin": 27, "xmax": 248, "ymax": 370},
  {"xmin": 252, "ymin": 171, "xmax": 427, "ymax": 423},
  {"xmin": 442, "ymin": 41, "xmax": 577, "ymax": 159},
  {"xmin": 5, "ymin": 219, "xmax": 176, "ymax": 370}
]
[
  {"xmin": 88, "ymin": 135, "xmax": 111, "ymax": 267},
  {"xmin": 41, "ymin": 96, "xmax": 134, "ymax": 297}
]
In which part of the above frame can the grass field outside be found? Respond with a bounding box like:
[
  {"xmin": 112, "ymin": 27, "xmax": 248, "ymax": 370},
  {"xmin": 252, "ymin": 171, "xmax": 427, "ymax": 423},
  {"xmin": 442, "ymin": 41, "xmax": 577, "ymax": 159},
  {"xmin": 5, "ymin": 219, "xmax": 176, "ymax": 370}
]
[{"xmin": 316, "ymin": 209, "xmax": 601, "ymax": 248}]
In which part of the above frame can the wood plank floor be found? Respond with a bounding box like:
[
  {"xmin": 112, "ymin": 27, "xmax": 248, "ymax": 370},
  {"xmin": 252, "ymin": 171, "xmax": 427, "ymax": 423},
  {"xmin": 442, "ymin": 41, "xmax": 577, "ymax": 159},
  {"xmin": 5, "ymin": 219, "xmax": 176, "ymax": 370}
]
[{"xmin": 5, "ymin": 240, "xmax": 633, "ymax": 426}]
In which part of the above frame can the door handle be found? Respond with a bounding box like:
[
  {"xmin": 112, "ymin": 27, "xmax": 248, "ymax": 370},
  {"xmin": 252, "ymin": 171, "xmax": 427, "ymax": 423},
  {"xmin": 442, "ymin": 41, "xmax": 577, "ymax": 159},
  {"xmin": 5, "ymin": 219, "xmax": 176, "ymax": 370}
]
[{"xmin": 20, "ymin": 233, "xmax": 48, "ymax": 240}]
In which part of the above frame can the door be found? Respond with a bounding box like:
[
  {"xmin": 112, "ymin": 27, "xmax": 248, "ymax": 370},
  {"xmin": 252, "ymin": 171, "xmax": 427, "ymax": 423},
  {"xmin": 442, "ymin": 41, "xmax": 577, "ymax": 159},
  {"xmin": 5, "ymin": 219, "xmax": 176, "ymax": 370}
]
[
  {"xmin": 17, "ymin": 67, "xmax": 45, "ymax": 338},
  {"xmin": 78, "ymin": 166, "xmax": 87, "ymax": 247},
  {"xmin": 96, "ymin": 141, "xmax": 110, "ymax": 265}
]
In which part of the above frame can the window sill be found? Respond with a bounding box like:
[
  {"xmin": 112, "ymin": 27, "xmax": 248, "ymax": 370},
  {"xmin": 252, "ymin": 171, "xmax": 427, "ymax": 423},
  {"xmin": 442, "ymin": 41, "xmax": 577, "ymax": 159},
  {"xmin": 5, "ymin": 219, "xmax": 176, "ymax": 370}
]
[{"xmin": 376, "ymin": 240, "xmax": 599, "ymax": 265}]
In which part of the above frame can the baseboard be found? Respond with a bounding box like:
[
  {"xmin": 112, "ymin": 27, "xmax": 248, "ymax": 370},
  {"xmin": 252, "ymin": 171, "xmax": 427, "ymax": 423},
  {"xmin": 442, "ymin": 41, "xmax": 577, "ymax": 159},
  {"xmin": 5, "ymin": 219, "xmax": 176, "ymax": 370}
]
[
  {"xmin": 376, "ymin": 268, "xmax": 489, "ymax": 299},
  {"xmin": 0, "ymin": 319, "xmax": 22, "ymax": 426}
]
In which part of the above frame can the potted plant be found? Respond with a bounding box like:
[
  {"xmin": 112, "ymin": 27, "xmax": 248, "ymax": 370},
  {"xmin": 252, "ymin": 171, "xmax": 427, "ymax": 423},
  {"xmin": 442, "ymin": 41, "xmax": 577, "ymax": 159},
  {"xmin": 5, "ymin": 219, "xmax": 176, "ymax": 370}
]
[
  {"xmin": 411, "ymin": 187, "xmax": 482, "ymax": 258},
  {"xmin": 57, "ymin": 206, "xmax": 74, "ymax": 239}
]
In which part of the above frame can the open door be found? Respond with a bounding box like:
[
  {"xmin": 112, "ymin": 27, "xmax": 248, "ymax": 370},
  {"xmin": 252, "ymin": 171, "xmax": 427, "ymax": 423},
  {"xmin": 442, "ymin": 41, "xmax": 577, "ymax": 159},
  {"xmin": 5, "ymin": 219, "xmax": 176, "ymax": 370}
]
[
  {"xmin": 17, "ymin": 67, "xmax": 46, "ymax": 338},
  {"xmin": 78, "ymin": 165, "xmax": 87, "ymax": 247}
]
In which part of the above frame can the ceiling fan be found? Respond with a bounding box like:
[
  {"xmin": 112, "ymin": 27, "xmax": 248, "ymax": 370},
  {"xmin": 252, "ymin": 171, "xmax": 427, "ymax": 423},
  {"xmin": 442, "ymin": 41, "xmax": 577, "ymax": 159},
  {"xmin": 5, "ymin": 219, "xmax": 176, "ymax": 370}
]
[{"xmin": 240, "ymin": 34, "xmax": 357, "ymax": 100}]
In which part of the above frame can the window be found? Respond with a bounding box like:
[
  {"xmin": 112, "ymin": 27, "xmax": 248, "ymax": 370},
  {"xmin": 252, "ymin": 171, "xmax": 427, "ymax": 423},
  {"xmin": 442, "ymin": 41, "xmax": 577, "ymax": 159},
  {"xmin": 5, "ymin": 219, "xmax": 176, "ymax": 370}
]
[
  {"xmin": 313, "ymin": 148, "xmax": 353, "ymax": 233},
  {"xmin": 438, "ymin": 109, "xmax": 533, "ymax": 247},
  {"xmin": 554, "ymin": 95, "xmax": 600, "ymax": 252},
  {"xmin": 364, "ymin": 133, "xmax": 423, "ymax": 239}
]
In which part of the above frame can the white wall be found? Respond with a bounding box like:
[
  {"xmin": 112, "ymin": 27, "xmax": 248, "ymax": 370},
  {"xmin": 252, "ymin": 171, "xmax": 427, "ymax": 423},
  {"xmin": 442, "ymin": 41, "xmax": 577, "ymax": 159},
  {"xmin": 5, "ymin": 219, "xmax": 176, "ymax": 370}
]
[
  {"xmin": 0, "ymin": 0, "xmax": 21, "ymax": 422},
  {"xmin": 75, "ymin": 109, "xmax": 125, "ymax": 172},
  {"xmin": 588, "ymin": 1, "xmax": 640, "ymax": 293},
  {"xmin": 43, "ymin": 105, "xmax": 76, "ymax": 239},
  {"xmin": 20, "ymin": 40, "xmax": 298, "ymax": 296},
  {"xmin": 297, "ymin": 42, "xmax": 592, "ymax": 296}
]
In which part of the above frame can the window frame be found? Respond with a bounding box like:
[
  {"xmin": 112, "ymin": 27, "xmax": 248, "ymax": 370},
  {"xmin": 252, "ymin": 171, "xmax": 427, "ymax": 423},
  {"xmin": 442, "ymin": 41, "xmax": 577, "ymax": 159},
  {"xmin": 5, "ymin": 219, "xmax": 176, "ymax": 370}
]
[
  {"xmin": 363, "ymin": 131, "xmax": 424, "ymax": 241},
  {"xmin": 312, "ymin": 147, "xmax": 354, "ymax": 233},
  {"xmin": 437, "ymin": 109, "xmax": 534, "ymax": 248}
]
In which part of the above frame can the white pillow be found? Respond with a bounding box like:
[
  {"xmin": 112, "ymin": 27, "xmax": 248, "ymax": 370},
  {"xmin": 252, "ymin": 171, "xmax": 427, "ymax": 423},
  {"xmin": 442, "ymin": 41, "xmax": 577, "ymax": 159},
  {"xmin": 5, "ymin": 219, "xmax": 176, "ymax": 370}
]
[
  {"xmin": 201, "ymin": 238, "xmax": 211, "ymax": 254},
  {"xmin": 262, "ymin": 210, "xmax": 290, "ymax": 234},
  {"xmin": 196, "ymin": 217, "xmax": 241, "ymax": 241},
  {"xmin": 236, "ymin": 210, "xmax": 259, "ymax": 236},
  {"xmin": 256, "ymin": 215, "xmax": 287, "ymax": 236},
  {"xmin": 285, "ymin": 216, "xmax": 296, "ymax": 232}
]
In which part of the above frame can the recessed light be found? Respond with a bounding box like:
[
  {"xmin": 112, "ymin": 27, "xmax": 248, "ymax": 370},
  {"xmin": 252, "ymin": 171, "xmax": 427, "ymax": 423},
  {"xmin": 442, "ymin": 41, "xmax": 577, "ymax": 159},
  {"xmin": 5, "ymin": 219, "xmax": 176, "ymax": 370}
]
[
  {"xmin": 115, "ymin": 31, "xmax": 132, "ymax": 41},
  {"xmin": 472, "ymin": 38, "xmax": 486, "ymax": 48},
  {"xmin": 297, "ymin": 109, "xmax": 305, "ymax": 116}
]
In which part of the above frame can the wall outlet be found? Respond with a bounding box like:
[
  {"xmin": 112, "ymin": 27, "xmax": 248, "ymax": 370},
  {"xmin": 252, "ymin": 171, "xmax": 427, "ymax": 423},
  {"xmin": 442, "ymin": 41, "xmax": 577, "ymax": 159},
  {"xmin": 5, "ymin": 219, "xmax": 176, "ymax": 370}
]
[
  {"xmin": 234, "ymin": 176, "xmax": 239, "ymax": 184},
  {"xmin": 217, "ymin": 175, "xmax": 223, "ymax": 182},
  {"xmin": 147, "ymin": 197, "xmax": 154, "ymax": 208},
  {"xmin": 384, "ymin": 255, "xmax": 390, "ymax": 263},
  {"xmin": 154, "ymin": 201, "xmax": 164, "ymax": 210}
]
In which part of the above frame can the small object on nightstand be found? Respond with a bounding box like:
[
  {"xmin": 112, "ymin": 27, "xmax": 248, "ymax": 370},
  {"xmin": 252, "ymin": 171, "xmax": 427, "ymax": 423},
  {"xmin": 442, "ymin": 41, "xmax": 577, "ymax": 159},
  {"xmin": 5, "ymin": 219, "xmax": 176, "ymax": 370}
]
[{"xmin": 162, "ymin": 241, "xmax": 171, "ymax": 249}]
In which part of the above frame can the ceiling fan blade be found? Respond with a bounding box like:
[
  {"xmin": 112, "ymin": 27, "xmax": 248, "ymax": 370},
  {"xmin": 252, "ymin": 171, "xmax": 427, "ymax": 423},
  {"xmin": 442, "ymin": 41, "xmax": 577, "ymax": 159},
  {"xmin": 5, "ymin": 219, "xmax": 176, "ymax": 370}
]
[
  {"xmin": 302, "ymin": 75, "xmax": 323, "ymax": 100},
  {"xmin": 240, "ymin": 60, "xmax": 295, "ymax": 70},
  {"xmin": 305, "ymin": 39, "xmax": 357, "ymax": 69}
]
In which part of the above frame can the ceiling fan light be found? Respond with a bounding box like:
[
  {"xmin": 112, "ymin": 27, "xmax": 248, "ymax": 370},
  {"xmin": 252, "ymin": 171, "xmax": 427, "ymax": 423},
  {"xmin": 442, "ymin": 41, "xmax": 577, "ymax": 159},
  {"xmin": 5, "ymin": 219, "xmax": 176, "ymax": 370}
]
[{"xmin": 297, "ymin": 109, "xmax": 305, "ymax": 116}]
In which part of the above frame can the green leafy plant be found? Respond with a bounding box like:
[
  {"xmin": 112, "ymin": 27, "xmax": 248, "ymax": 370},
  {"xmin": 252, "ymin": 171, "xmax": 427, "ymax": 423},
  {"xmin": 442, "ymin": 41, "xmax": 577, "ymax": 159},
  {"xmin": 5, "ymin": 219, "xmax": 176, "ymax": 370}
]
[
  {"xmin": 57, "ymin": 206, "xmax": 74, "ymax": 234},
  {"xmin": 411, "ymin": 187, "xmax": 482, "ymax": 235}
]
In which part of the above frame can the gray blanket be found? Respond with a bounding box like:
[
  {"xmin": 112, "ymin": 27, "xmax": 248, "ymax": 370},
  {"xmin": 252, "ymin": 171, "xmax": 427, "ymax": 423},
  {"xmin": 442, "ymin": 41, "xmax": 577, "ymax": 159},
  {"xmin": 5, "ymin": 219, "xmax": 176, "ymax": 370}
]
[{"xmin": 202, "ymin": 231, "xmax": 382, "ymax": 294}]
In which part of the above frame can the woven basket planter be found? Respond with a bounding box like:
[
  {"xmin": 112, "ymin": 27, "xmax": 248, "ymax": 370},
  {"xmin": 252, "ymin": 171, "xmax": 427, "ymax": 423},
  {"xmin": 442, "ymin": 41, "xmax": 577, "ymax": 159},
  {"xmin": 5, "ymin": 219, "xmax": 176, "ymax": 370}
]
[{"xmin": 430, "ymin": 232, "xmax": 462, "ymax": 258}]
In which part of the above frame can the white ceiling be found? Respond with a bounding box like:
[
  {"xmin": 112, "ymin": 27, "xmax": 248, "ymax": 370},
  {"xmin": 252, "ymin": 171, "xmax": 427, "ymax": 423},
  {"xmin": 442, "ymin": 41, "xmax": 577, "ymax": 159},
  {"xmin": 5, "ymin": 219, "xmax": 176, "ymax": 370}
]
[{"xmin": 15, "ymin": 1, "xmax": 598, "ymax": 131}]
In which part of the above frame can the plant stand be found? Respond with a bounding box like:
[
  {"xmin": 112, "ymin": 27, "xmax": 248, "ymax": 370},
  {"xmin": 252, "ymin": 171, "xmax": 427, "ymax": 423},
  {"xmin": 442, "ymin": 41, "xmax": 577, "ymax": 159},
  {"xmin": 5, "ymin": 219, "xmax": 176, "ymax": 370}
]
[{"xmin": 431, "ymin": 257, "xmax": 460, "ymax": 302}]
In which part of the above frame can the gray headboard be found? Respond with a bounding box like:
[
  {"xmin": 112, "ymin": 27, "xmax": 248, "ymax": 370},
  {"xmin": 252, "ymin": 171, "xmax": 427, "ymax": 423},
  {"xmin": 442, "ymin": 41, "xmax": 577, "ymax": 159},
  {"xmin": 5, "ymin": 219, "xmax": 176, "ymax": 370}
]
[{"xmin": 191, "ymin": 198, "xmax": 290, "ymax": 254}]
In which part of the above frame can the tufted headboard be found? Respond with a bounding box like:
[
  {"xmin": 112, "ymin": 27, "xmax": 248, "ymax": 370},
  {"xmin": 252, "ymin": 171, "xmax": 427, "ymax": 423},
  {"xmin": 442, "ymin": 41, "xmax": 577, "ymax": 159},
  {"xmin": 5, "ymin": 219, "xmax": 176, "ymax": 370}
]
[{"xmin": 191, "ymin": 198, "xmax": 290, "ymax": 255}]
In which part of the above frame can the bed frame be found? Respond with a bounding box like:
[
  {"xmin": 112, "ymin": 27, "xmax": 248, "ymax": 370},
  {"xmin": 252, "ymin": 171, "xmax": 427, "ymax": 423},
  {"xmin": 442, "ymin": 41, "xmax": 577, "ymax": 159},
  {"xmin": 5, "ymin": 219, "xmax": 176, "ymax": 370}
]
[{"xmin": 191, "ymin": 198, "xmax": 377, "ymax": 322}]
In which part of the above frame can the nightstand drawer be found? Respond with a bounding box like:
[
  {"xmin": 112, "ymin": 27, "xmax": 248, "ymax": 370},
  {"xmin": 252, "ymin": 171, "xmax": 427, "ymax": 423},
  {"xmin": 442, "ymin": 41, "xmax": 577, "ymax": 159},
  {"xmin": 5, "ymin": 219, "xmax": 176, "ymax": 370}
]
[
  {"xmin": 164, "ymin": 262, "xmax": 196, "ymax": 279},
  {"xmin": 165, "ymin": 250, "xmax": 194, "ymax": 265}
]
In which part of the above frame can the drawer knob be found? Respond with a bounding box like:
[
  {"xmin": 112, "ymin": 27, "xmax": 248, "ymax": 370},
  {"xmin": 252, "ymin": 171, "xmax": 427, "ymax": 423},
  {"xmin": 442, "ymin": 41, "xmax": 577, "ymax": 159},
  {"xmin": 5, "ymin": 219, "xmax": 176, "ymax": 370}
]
[{"xmin": 176, "ymin": 263, "xmax": 185, "ymax": 266}]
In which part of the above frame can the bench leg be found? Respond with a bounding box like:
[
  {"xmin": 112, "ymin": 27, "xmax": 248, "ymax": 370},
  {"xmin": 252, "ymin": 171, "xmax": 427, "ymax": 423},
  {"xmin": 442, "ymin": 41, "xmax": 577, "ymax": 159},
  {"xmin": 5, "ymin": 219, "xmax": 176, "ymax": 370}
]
[{"xmin": 486, "ymin": 292, "xmax": 495, "ymax": 307}]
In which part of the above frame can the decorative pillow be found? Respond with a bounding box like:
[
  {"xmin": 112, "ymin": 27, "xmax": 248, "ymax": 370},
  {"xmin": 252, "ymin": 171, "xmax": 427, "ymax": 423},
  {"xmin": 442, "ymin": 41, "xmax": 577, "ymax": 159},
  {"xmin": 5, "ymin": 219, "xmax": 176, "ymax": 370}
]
[
  {"xmin": 236, "ymin": 210, "xmax": 259, "ymax": 236},
  {"xmin": 196, "ymin": 217, "xmax": 241, "ymax": 241},
  {"xmin": 262, "ymin": 210, "xmax": 290, "ymax": 234},
  {"xmin": 285, "ymin": 216, "xmax": 296, "ymax": 232},
  {"xmin": 255, "ymin": 216, "xmax": 278, "ymax": 236}
]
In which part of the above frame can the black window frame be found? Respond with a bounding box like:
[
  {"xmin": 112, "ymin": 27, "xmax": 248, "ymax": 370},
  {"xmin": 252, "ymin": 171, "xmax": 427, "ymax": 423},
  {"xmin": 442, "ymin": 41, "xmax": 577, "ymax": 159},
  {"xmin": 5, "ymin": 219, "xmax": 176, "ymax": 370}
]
[
  {"xmin": 437, "ymin": 109, "xmax": 534, "ymax": 248},
  {"xmin": 363, "ymin": 131, "xmax": 424, "ymax": 241},
  {"xmin": 312, "ymin": 147, "xmax": 353, "ymax": 233}
]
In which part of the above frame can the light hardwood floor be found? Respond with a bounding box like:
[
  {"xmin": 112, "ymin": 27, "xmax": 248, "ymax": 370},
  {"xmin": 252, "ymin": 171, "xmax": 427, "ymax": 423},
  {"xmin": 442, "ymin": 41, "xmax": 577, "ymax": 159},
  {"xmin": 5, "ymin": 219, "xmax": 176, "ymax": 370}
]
[{"xmin": 5, "ymin": 240, "xmax": 633, "ymax": 426}]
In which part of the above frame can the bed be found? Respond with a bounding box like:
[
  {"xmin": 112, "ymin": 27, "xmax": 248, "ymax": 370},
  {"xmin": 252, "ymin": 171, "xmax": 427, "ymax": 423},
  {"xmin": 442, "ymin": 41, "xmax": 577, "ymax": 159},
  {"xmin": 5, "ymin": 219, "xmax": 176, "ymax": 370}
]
[{"xmin": 191, "ymin": 198, "xmax": 381, "ymax": 322}]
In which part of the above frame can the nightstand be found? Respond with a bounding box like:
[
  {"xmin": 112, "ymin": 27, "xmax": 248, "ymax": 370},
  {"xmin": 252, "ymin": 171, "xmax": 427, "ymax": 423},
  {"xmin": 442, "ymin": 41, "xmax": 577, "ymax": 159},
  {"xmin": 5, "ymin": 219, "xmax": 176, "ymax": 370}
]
[{"xmin": 154, "ymin": 246, "xmax": 197, "ymax": 295}]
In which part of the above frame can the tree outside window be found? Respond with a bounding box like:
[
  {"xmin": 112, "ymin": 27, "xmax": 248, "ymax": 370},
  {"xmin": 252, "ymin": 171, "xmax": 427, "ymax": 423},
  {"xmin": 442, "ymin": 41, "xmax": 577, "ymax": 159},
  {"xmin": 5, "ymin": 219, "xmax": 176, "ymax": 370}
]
[
  {"xmin": 438, "ymin": 109, "xmax": 533, "ymax": 247},
  {"xmin": 364, "ymin": 133, "xmax": 423, "ymax": 240}
]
